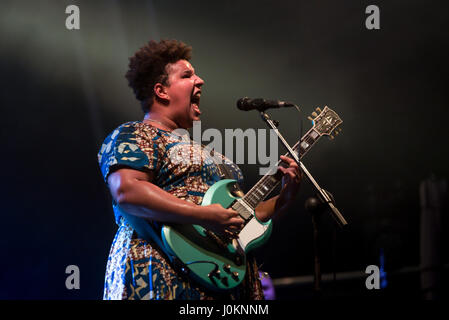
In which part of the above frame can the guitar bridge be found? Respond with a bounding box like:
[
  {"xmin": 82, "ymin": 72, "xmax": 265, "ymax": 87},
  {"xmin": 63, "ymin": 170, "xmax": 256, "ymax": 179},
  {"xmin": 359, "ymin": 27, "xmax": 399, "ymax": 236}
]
[
  {"xmin": 204, "ymin": 230, "xmax": 231, "ymax": 250},
  {"xmin": 204, "ymin": 230, "xmax": 244, "ymax": 266}
]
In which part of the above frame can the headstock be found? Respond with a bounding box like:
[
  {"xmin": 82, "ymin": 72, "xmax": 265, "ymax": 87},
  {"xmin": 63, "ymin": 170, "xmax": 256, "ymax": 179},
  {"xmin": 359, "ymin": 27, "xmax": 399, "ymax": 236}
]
[{"xmin": 307, "ymin": 106, "xmax": 343, "ymax": 140}]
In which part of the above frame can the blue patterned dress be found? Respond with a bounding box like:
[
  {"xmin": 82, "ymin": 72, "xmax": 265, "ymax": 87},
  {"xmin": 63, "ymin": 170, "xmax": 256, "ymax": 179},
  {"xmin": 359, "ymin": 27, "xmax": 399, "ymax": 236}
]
[{"xmin": 98, "ymin": 121, "xmax": 263, "ymax": 300}]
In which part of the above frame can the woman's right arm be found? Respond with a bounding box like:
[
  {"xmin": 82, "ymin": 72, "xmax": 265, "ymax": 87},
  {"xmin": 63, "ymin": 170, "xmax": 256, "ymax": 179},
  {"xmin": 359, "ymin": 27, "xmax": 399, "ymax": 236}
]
[{"xmin": 107, "ymin": 168, "xmax": 244, "ymax": 234}]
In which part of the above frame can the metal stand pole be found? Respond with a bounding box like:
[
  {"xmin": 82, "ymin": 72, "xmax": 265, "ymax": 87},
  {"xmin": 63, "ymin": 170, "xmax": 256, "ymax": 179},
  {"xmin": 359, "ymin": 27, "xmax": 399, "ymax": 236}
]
[{"xmin": 259, "ymin": 111, "xmax": 348, "ymax": 228}]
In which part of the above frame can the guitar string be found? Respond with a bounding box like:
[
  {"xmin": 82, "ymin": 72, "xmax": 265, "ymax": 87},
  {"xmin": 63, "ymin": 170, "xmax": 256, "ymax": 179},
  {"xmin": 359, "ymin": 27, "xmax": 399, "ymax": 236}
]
[
  {"xmin": 243, "ymin": 139, "xmax": 302, "ymax": 206},
  {"xmin": 243, "ymin": 130, "xmax": 322, "ymax": 207},
  {"xmin": 242, "ymin": 125, "xmax": 318, "ymax": 202}
]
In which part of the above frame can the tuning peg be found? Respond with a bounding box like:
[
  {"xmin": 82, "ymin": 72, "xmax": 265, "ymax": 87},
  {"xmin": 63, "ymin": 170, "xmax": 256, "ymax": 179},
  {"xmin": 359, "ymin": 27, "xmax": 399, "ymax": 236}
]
[
  {"xmin": 308, "ymin": 116, "xmax": 314, "ymax": 121},
  {"xmin": 316, "ymin": 107, "xmax": 322, "ymax": 113},
  {"xmin": 311, "ymin": 112, "xmax": 318, "ymax": 117},
  {"xmin": 335, "ymin": 130, "xmax": 339, "ymax": 135},
  {"xmin": 329, "ymin": 135, "xmax": 334, "ymax": 140}
]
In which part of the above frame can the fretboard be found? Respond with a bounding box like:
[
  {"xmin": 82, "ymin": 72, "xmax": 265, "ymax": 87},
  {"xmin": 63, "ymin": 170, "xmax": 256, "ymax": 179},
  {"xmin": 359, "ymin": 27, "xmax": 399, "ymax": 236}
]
[{"xmin": 241, "ymin": 127, "xmax": 322, "ymax": 209}]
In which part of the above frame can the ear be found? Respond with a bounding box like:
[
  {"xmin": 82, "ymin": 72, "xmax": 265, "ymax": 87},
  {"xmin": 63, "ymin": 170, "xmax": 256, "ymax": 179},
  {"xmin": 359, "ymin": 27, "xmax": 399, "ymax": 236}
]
[{"xmin": 154, "ymin": 83, "xmax": 170, "ymax": 102}]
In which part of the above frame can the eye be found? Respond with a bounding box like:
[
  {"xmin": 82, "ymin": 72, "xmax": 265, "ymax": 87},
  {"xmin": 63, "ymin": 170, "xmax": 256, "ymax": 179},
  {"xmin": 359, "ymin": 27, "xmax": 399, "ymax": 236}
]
[{"xmin": 182, "ymin": 71, "xmax": 193, "ymax": 78}]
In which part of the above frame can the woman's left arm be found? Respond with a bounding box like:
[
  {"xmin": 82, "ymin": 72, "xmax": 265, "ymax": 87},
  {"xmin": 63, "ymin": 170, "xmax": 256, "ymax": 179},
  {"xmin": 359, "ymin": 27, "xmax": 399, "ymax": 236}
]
[{"xmin": 255, "ymin": 155, "xmax": 302, "ymax": 222}]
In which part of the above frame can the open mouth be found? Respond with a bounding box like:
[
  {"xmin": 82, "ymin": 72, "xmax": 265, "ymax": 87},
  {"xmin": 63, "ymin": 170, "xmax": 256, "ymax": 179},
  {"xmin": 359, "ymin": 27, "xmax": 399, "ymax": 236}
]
[{"xmin": 191, "ymin": 92, "xmax": 202, "ymax": 115}]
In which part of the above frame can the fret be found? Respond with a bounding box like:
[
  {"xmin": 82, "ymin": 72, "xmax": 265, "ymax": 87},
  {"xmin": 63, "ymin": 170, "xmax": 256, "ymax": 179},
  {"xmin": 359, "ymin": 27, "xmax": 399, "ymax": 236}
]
[
  {"xmin": 299, "ymin": 128, "xmax": 320, "ymax": 157},
  {"xmin": 242, "ymin": 127, "xmax": 321, "ymax": 210}
]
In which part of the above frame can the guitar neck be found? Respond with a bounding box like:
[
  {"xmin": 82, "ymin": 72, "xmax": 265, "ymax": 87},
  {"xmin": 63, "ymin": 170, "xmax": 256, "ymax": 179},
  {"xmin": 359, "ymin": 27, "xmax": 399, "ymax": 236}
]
[{"xmin": 241, "ymin": 126, "xmax": 322, "ymax": 209}]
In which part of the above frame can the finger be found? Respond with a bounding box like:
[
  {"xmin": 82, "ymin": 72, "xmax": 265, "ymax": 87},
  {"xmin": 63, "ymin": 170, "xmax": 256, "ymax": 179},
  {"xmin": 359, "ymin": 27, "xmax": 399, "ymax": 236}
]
[
  {"xmin": 290, "ymin": 162, "xmax": 299, "ymax": 170},
  {"xmin": 280, "ymin": 155, "xmax": 297, "ymax": 164},
  {"xmin": 280, "ymin": 155, "xmax": 299, "ymax": 169},
  {"xmin": 278, "ymin": 166, "xmax": 287, "ymax": 175},
  {"xmin": 226, "ymin": 220, "xmax": 245, "ymax": 232},
  {"xmin": 280, "ymin": 155, "xmax": 296, "ymax": 165},
  {"xmin": 281, "ymin": 168, "xmax": 301, "ymax": 183},
  {"xmin": 287, "ymin": 168, "xmax": 301, "ymax": 182},
  {"xmin": 279, "ymin": 166, "xmax": 297, "ymax": 177},
  {"xmin": 227, "ymin": 208, "xmax": 240, "ymax": 216},
  {"xmin": 289, "ymin": 168, "xmax": 300, "ymax": 178},
  {"xmin": 229, "ymin": 217, "xmax": 245, "ymax": 227},
  {"xmin": 228, "ymin": 225, "xmax": 239, "ymax": 231},
  {"xmin": 224, "ymin": 229, "xmax": 239, "ymax": 239},
  {"xmin": 227, "ymin": 224, "xmax": 242, "ymax": 232},
  {"xmin": 283, "ymin": 164, "xmax": 300, "ymax": 175}
]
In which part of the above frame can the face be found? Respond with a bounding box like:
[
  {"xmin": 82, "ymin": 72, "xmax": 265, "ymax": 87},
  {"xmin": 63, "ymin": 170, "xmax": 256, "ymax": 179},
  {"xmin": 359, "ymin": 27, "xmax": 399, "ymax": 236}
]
[{"xmin": 163, "ymin": 59, "xmax": 204, "ymax": 129}]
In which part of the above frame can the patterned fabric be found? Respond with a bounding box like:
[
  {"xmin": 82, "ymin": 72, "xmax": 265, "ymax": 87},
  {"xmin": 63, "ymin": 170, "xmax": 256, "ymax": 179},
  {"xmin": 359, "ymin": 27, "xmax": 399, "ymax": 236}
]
[{"xmin": 98, "ymin": 121, "xmax": 264, "ymax": 300}]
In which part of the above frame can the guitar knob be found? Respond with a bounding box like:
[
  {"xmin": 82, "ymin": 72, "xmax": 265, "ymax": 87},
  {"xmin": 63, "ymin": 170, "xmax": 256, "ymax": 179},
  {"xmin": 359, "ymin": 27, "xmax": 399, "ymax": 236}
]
[
  {"xmin": 208, "ymin": 269, "xmax": 221, "ymax": 279},
  {"xmin": 208, "ymin": 274, "xmax": 218, "ymax": 287},
  {"xmin": 231, "ymin": 271, "xmax": 239, "ymax": 280},
  {"xmin": 223, "ymin": 264, "xmax": 231, "ymax": 273}
]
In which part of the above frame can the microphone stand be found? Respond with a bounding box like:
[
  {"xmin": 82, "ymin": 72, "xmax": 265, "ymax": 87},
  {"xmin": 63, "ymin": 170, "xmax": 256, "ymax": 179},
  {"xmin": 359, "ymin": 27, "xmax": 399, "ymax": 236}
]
[
  {"xmin": 259, "ymin": 110, "xmax": 348, "ymax": 296},
  {"xmin": 259, "ymin": 111, "xmax": 348, "ymax": 228}
]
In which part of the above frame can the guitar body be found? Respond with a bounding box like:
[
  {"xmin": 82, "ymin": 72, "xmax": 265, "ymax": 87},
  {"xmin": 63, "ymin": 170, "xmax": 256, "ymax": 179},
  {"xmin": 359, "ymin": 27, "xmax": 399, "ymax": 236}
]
[{"xmin": 161, "ymin": 179, "xmax": 273, "ymax": 291}]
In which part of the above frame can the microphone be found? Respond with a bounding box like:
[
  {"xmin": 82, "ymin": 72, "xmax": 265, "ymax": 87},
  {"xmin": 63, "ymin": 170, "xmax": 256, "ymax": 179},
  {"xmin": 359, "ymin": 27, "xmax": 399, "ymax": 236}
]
[{"xmin": 236, "ymin": 97, "xmax": 296, "ymax": 111}]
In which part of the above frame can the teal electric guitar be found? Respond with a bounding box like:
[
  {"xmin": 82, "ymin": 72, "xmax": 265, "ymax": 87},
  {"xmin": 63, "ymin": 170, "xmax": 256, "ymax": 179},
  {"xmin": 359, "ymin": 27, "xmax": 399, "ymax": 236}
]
[{"xmin": 158, "ymin": 106, "xmax": 343, "ymax": 291}]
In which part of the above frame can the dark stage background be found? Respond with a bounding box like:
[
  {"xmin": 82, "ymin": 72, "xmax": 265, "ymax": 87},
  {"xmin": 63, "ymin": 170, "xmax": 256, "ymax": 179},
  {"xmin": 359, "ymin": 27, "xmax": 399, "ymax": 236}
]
[{"xmin": 0, "ymin": 0, "xmax": 447, "ymax": 299}]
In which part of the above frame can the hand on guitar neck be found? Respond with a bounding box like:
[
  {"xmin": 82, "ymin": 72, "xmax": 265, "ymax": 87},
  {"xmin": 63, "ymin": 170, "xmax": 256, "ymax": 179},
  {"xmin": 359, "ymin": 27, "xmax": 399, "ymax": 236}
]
[{"xmin": 254, "ymin": 155, "xmax": 303, "ymax": 223}]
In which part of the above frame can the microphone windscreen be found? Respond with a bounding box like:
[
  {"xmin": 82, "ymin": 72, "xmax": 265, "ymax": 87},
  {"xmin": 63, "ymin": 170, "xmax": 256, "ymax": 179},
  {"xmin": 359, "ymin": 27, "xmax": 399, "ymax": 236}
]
[{"xmin": 237, "ymin": 97, "xmax": 250, "ymax": 110}]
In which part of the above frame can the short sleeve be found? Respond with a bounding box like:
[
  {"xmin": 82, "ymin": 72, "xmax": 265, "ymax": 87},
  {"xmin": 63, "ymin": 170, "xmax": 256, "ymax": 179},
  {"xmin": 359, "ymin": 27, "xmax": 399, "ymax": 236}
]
[{"xmin": 97, "ymin": 122, "xmax": 163, "ymax": 183}]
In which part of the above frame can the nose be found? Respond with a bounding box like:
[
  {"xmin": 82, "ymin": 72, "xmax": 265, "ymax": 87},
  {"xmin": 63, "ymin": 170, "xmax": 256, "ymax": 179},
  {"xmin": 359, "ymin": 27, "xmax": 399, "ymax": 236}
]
[{"xmin": 195, "ymin": 75, "xmax": 204, "ymax": 88}]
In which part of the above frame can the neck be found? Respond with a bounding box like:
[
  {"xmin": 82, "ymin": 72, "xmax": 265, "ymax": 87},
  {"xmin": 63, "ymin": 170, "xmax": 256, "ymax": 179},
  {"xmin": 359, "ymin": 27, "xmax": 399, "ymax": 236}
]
[{"xmin": 144, "ymin": 112, "xmax": 179, "ymax": 131}]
